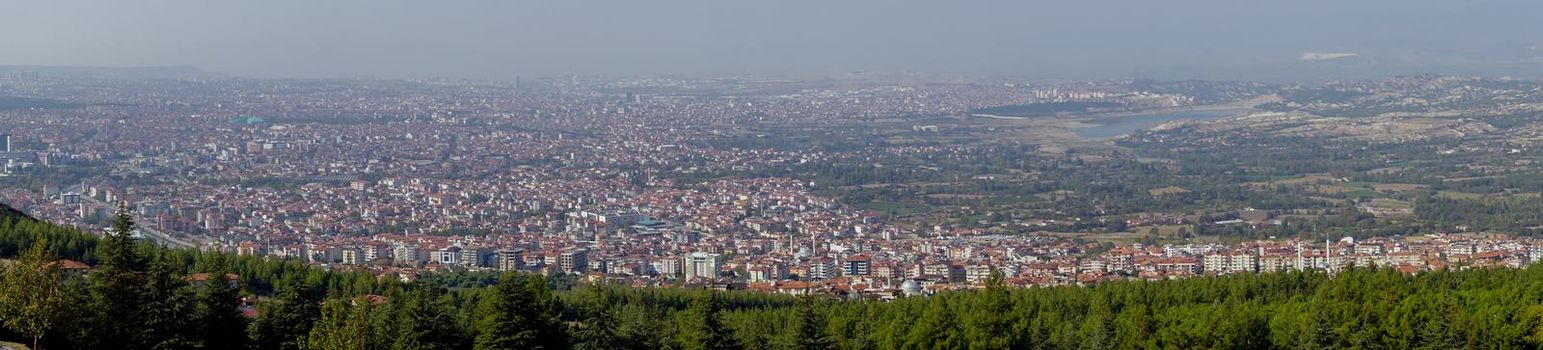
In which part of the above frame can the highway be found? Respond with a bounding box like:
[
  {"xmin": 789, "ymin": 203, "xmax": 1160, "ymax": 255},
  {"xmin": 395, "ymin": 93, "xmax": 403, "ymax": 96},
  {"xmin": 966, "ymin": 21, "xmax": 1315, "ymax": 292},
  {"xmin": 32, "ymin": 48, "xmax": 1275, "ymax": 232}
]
[{"xmin": 74, "ymin": 191, "xmax": 200, "ymax": 249}]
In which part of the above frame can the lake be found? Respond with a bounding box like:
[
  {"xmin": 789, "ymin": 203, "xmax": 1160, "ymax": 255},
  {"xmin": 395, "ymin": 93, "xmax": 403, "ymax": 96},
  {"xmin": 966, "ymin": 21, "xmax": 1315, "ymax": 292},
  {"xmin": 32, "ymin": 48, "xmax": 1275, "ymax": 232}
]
[{"xmin": 1072, "ymin": 108, "xmax": 1245, "ymax": 139}]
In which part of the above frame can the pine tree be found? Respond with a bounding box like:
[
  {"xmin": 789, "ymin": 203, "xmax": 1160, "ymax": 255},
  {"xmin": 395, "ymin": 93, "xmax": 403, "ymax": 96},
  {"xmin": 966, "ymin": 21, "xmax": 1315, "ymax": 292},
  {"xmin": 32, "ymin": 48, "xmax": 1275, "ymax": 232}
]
[
  {"xmin": 615, "ymin": 302, "xmax": 668, "ymax": 350},
  {"xmin": 523, "ymin": 275, "xmax": 570, "ymax": 349},
  {"xmin": 1112, "ymin": 304, "xmax": 1153, "ymax": 350},
  {"xmin": 305, "ymin": 298, "xmax": 377, "ymax": 350},
  {"xmin": 474, "ymin": 273, "xmax": 568, "ymax": 350},
  {"xmin": 793, "ymin": 296, "xmax": 835, "ymax": 350},
  {"xmin": 393, "ymin": 282, "xmax": 466, "ymax": 350},
  {"xmin": 87, "ymin": 204, "xmax": 153, "ymax": 349},
  {"xmin": 907, "ymin": 298, "xmax": 965, "ymax": 349},
  {"xmin": 192, "ymin": 260, "xmax": 249, "ymax": 349},
  {"xmin": 0, "ymin": 235, "xmax": 70, "ymax": 350},
  {"xmin": 1427, "ymin": 297, "xmax": 1468, "ymax": 350},
  {"xmin": 967, "ymin": 269, "xmax": 1015, "ymax": 349},
  {"xmin": 1298, "ymin": 306, "xmax": 1337, "ymax": 350},
  {"xmin": 678, "ymin": 291, "xmax": 742, "ymax": 350},
  {"xmin": 1078, "ymin": 299, "xmax": 1115, "ymax": 350},
  {"xmin": 574, "ymin": 287, "xmax": 620, "ymax": 350},
  {"xmin": 143, "ymin": 252, "xmax": 198, "ymax": 349},
  {"xmin": 251, "ymin": 280, "xmax": 322, "ymax": 350}
]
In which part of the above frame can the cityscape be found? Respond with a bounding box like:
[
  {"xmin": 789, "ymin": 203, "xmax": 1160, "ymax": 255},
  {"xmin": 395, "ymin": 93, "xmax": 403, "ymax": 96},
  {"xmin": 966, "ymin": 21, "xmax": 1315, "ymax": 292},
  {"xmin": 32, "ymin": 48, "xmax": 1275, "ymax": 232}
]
[
  {"xmin": 6, "ymin": 1, "xmax": 1543, "ymax": 349},
  {"xmin": 4, "ymin": 74, "xmax": 1543, "ymax": 299}
]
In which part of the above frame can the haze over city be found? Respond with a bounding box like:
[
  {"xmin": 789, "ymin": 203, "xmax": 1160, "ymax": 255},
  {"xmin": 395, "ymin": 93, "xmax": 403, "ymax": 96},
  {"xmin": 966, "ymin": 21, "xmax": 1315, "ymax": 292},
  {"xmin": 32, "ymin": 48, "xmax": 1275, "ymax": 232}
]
[
  {"xmin": 4, "ymin": 0, "xmax": 1542, "ymax": 80},
  {"xmin": 10, "ymin": 1, "xmax": 1543, "ymax": 349}
]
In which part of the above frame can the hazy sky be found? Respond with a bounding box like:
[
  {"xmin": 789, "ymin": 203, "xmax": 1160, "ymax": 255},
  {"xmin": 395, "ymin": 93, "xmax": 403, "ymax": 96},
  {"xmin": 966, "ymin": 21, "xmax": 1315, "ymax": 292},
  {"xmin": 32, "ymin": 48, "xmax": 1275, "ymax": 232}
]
[{"xmin": 2, "ymin": 0, "xmax": 1539, "ymax": 80}]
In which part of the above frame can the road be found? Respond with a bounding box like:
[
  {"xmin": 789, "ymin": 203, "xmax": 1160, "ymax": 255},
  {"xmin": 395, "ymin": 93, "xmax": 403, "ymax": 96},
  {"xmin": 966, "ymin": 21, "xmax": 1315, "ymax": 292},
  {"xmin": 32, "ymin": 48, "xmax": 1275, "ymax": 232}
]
[{"xmin": 71, "ymin": 189, "xmax": 200, "ymax": 249}]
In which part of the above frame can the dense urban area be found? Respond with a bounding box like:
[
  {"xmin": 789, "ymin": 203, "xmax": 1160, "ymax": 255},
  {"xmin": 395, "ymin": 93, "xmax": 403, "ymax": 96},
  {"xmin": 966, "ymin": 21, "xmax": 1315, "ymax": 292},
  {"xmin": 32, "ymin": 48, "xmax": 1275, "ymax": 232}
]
[
  {"xmin": 8, "ymin": 71, "xmax": 1543, "ymax": 349},
  {"xmin": 5, "ymin": 73, "xmax": 1543, "ymax": 294}
]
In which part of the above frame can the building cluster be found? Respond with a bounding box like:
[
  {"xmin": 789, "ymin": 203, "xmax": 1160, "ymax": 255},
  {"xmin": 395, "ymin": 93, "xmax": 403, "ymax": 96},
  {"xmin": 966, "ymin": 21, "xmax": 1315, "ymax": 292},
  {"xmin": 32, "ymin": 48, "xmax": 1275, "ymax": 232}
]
[
  {"xmin": 195, "ymin": 228, "xmax": 1543, "ymax": 300},
  {"xmin": 15, "ymin": 75, "xmax": 1514, "ymax": 297}
]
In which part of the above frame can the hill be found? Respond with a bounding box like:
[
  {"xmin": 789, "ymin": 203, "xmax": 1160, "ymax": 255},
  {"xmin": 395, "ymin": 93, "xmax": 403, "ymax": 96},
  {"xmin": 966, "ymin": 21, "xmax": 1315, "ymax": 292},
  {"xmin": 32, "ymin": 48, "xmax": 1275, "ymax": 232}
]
[
  {"xmin": 0, "ymin": 65, "xmax": 224, "ymax": 80},
  {"xmin": 0, "ymin": 204, "xmax": 30, "ymax": 222}
]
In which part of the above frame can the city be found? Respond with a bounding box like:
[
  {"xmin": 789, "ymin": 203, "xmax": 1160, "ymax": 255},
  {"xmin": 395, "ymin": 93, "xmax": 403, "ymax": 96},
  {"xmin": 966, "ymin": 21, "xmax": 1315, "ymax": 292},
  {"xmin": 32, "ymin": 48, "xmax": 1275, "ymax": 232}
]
[
  {"xmin": 6, "ymin": 1, "xmax": 1543, "ymax": 349},
  {"xmin": 5, "ymin": 74, "xmax": 1543, "ymax": 299}
]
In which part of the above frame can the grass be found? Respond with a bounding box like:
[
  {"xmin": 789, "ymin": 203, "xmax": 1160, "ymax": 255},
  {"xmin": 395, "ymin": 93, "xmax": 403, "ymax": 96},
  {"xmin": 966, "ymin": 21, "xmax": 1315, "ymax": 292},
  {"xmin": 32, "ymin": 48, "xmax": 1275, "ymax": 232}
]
[
  {"xmin": 852, "ymin": 199, "xmax": 931, "ymax": 217},
  {"xmin": 1367, "ymin": 198, "xmax": 1413, "ymax": 210},
  {"xmin": 1435, "ymin": 190, "xmax": 1485, "ymax": 200},
  {"xmin": 1245, "ymin": 174, "xmax": 1336, "ymax": 189},
  {"xmin": 0, "ymin": 341, "xmax": 32, "ymax": 350},
  {"xmin": 1148, "ymin": 186, "xmax": 1191, "ymax": 196},
  {"xmin": 1369, "ymin": 183, "xmax": 1428, "ymax": 192},
  {"xmin": 1130, "ymin": 224, "xmax": 1194, "ymax": 237},
  {"xmin": 1340, "ymin": 189, "xmax": 1387, "ymax": 198}
]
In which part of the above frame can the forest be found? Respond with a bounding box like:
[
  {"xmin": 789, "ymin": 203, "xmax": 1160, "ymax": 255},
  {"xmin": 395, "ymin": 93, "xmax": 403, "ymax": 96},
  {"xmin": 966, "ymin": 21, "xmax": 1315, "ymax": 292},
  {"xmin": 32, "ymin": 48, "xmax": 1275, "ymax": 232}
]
[{"xmin": 7, "ymin": 204, "xmax": 1543, "ymax": 349}]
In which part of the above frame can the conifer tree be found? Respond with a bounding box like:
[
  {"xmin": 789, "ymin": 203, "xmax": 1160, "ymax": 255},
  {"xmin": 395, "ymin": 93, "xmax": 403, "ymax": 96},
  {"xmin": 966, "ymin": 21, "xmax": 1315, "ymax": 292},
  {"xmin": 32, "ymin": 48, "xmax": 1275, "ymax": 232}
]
[
  {"xmin": 192, "ymin": 260, "xmax": 249, "ymax": 349},
  {"xmin": 524, "ymin": 275, "xmax": 570, "ymax": 349},
  {"xmin": 793, "ymin": 295, "xmax": 835, "ymax": 350},
  {"xmin": 474, "ymin": 273, "xmax": 567, "ymax": 350},
  {"xmin": 1078, "ymin": 299, "xmax": 1115, "ymax": 350},
  {"xmin": 306, "ymin": 298, "xmax": 376, "ymax": 350},
  {"xmin": 87, "ymin": 204, "xmax": 153, "ymax": 349},
  {"xmin": 574, "ymin": 287, "xmax": 620, "ymax": 350},
  {"xmin": 907, "ymin": 298, "xmax": 965, "ymax": 349},
  {"xmin": 143, "ymin": 251, "xmax": 198, "ymax": 349},
  {"xmin": 615, "ymin": 302, "xmax": 668, "ymax": 350},
  {"xmin": 251, "ymin": 280, "xmax": 322, "ymax": 350},
  {"xmin": 678, "ymin": 291, "xmax": 742, "ymax": 350},
  {"xmin": 967, "ymin": 269, "xmax": 1015, "ymax": 349},
  {"xmin": 392, "ymin": 282, "xmax": 465, "ymax": 350},
  {"xmin": 1299, "ymin": 306, "xmax": 1337, "ymax": 350},
  {"xmin": 1424, "ymin": 296, "xmax": 1467, "ymax": 350}
]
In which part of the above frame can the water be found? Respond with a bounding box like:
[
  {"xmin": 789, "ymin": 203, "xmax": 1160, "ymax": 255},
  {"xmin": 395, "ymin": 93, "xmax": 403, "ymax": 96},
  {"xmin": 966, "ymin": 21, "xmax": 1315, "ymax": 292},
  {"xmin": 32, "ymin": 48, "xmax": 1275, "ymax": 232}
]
[{"xmin": 1072, "ymin": 109, "xmax": 1243, "ymax": 139}]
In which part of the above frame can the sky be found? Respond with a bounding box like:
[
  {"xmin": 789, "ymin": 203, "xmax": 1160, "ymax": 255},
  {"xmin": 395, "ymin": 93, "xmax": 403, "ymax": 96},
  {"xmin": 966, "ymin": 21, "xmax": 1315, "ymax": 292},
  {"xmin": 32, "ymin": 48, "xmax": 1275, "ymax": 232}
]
[{"xmin": 2, "ymin": 0, "xmax": 1540, "ymax": 80}]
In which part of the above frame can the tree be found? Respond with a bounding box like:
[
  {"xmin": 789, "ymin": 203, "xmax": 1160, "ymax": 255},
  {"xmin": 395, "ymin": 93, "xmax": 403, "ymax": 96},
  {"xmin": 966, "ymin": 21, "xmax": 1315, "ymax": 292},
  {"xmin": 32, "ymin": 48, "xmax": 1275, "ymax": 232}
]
[
  {"xmin": 614, "ymin": 302, "xmax": 668, "ymax": 350},
  {"xmin": 1298, "ymin": 306, "xmax": 1337, "ymax": 350},
  {"xmin": 0, "ymin": 235, "xmax": 70, "ymax": 350},
  {"xmin": 967, "ymin": 269, "xmax": 1015, "ymax": 349},
  {"xmin": 86, "ymin": 204, "xmax": 153, "ymax": 349},
  {"xmin": 1078, "ymin": 299, "xmax": 1115, "ymax": 350},
  {"xmin": 907, "ymin": 297, "xmax": 965, "ymax": 349},
  {"xmin": 306, "ymin": 298, "xmax": 377, "ymax": 350},
  {"xmin": 474, "ymin": 273, "xmax": 568, "ymax": 350},
  {"xmin": 142, "ymin": 252, "xmax": 198, "ymax": 349},
  {"xmin": 1112, "ymin": 304, "xmax": 1154, "ymax": 350},
  {"xmin": 793, "ymin": 296, "xmax": 835, "ymax": 350},
  {"xmin": 1419, "ymin": 296, "xmax": 1467, "ymax": 350},
  {"xmin": 678, "ymin": 291, "xmax": 742, "ymax": 350},
  {"xmin": 392, "ymin": 282, "xmax": 466, "ymax": 350},
  {"xmin": 251, "ymin": 280, "xmax": 322, "ymax": 350},
  {"xmin": 573, "ymin": 287, "xmax": 620, "ymax": 350},
  {"xmin": 192, "ymin": 260, "xmax": 249, "ymax": 349}
]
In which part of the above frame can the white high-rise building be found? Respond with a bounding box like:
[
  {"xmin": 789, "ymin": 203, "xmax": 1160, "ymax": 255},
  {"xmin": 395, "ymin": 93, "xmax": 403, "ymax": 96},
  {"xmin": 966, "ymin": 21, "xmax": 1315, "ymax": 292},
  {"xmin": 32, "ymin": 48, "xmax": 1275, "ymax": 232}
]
[{"xmin": 682, "ymin": 252, "xmax": 721, "ymax": 281}]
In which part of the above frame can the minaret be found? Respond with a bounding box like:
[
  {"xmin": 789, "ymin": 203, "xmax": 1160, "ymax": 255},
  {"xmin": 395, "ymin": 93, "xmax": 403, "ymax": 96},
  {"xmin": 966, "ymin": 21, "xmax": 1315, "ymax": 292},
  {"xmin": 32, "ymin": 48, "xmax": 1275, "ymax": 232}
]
[
  {"xmin": 1324, "ymin": 239, "xmax": 1332, "ymax": 272},
  {"xmin": 1295, "ymin": 241, "xmax": 1304, "ymax": 271},
  {"xmin": 810, "ymin": 233, "xmax": 817, "ymax": 256}
]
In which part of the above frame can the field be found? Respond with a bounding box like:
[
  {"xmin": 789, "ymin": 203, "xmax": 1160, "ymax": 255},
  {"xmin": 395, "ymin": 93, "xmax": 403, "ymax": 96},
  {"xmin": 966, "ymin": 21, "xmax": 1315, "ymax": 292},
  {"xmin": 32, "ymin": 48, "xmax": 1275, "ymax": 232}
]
[
  {"xmin": 1245, "ymin": 174, "xmax": 1336, "ymax": 189},
  {"xmin": 1435, "ymin": 190, "xmax": 1485, "ymax": 200},
  {"xmin": 1148, "ymin": 186, "xmax": 1190, "ymax": 196}
]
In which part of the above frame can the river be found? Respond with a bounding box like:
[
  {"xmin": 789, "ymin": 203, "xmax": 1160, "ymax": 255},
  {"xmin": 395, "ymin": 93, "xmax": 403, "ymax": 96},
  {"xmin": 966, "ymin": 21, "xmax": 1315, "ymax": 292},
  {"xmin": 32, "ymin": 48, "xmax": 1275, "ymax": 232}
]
[{"xmin": 1072, "ymin": 108, "xmax": 1246, "ymax": 139}]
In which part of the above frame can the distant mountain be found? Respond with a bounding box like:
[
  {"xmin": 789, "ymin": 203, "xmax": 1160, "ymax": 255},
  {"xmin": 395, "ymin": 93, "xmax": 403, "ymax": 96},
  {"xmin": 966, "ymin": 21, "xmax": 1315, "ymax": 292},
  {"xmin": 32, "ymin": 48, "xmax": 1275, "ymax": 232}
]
[{"xmin": 0, "ymin": 65, "xmax": 225, "ymax": 80}]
